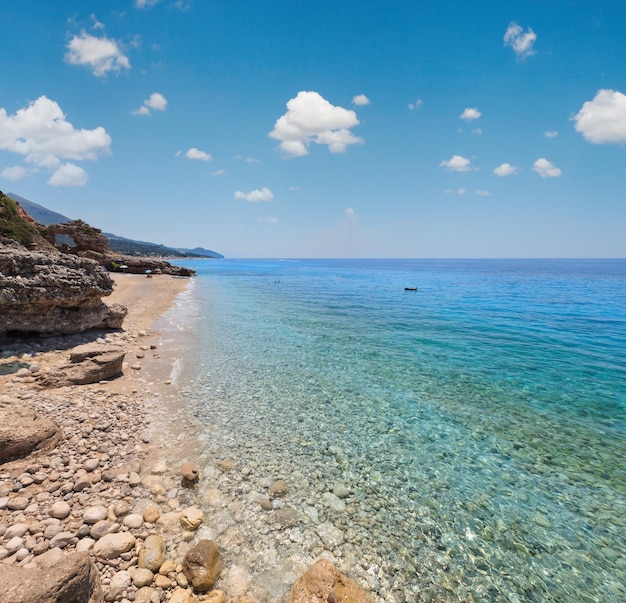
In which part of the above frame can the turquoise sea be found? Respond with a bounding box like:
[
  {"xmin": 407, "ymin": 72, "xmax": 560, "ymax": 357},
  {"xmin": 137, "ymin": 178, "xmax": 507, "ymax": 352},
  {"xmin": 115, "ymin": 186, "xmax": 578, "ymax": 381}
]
[{"xmin": 165, "ymin": 259, "xmax": 626, "ymax": 602}]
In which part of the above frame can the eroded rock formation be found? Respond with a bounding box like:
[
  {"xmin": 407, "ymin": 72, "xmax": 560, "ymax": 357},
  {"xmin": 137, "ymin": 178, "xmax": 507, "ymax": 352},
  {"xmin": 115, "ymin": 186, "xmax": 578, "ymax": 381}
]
[{"xmin": 0, "ymin": 238, "xmax": 126, "ymax": 339}]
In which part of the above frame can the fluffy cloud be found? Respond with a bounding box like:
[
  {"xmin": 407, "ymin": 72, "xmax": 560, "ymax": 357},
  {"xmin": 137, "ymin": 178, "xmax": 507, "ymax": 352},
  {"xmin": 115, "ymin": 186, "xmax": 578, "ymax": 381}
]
[
  {"xmin": 345, "ymin": 207, "xmax": 356, "ymax": 218},
  {"xmin": 544, "ymin": 130, "xmax": 559, "ymax": 138},
  {"xmin": 234, "ymin": 187, "xmax": 274, "ymax": 202},
  {"xmin": 135, "ymin": 0, "xmax": 162, "ymax": 7},
  {"xmin": 185, "ymin": 148, "xmax": 212, "ymax": 161},
  {"xmin": 573, "ymin": 89, "xmax": 626, "ymax": 144},
  {"xmin": 460, "ymin": 107, "xmax": 481, "ymax": 121},
  {"xmin": 269, "ymin": 91, "xmax": 363, "ymax": 157},
  {"xmin": 533, "ymin": 158, "xmax": 561, "ymax": 178},
  {"xmin": 0, "ymin": 96, "xmax": 111, "ymax": 186},
  {"xmin": 352, "ymin": 94, "xmax": 370, "ymax": 106},
  {"xmin": 439, "ymin": 155, "xmax": 472, "ymax": 172},
  {"xmin": 1, "ymin": 166, "xmax": 28, "ymax": 181},
  {"xmin": 493, "ymin": 163, "xmax": 520, "ymax": 176},
  {"xmin": 65, "ymin": 32, "xmax": 130, "ymax": 77},
  {"xmin": 475, "ymin": 190, "xmax": 491, "ymax": 196},
  {"xmin": 48, "ymin": 163, "xmax": 88, "ymax": 187},
  {"xmin": 408, "ymin": 99, "xmax": 423, "ymax": 110},
  {"xmin": 134, "ymin": 92, "xmax": 167, "ymax": 115},
  {"xmin": 504, "ymin": 22, "xmax": 537, "ymax": 60}
]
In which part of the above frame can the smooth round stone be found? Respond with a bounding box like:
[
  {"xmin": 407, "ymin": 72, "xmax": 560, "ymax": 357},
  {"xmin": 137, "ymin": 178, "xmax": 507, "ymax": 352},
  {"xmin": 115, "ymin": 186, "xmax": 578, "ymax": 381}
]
[
  {"xmin": 138, "ymin": 535, "xmax": 165, "ymax": 572},
  {"xmin": 111, "ymin": 500, "xmax": 130, "ymax": 518},
  {"xmin": 180, "ymin": 507, "xmax": 203, "ymax": 531},
  {"xmin": 92, "ymin": 532, "xmax": 136, "ymax": 559},
  {"xmin": 131, "ymin": 567, "xmax": 154, "ymax": 588},
  {"xmin": 76, "ymin": 538, "xmax": 96, "ymax": 552},
  {"xmin": 49, "ymin": 501, "xmax": 71, "ymax": 519},
  {"xmin": 83, "ymin": 505, "xmax": 108, "ymax": 524},
  {"xmin": 7, "ymin": 497, "xmax": 30, "ymax": 511},
  {"xmin": 123, "ymin": 513, "xmax": 144, "ymax": 529},
  {"xmin": 333, "ymin": 484, "xmax": 350, "ymax": 499},
  {"xmin": 50, "ymin": 531, "xmax": 74, "ymax": 548},
  {"xmin": 84, "ymin": 458, "xmax": 100, "ymax": 472},
  {"xmin": 142, "ymin": 507, "xmax": 160, "ymax": 524},
  {"xmin": 128, "ymin": 472, "xmax": 141, "ymax": 486},
  {"xmin": 44, "ymin": 524, "xmax": 65, "ymax": 539},
  {"xmin": 5, "ymin": 523, "xmax": 29, "ymax": 539},
  {"xmin": 6, "ymin": 537, "xmax": 24, "ymax": 554},
  {"xmin": 134, "ymin": 587, "xmax": 158, "ymax": 603},
  {"xmin": 90, "ymin": 520, "xmax": 114, "ymax": 540},
  {"xmin": 16, "ymin": 548, "xmax": 30, "ymax": 561}
]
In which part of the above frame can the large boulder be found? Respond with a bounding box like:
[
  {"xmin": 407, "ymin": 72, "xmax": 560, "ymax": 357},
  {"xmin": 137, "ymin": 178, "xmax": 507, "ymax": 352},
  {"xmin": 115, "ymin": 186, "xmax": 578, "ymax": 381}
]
[
  {"xmin": 0, "ymin": 551, "xmax": 103, "ymax": 603},
  {"xmin": 0, "ymin": 238, "xmax": 126, "ymax": 339},
  {"xmin": 182, "ymin": 539, "xmax": 222, "ymax": 592},
  {"xmin": 39, "ymin": 345, "xmax": 125, "ymax": 387},
  {"xmin": 0, "ymin": 406, "xmax": 60, "ymax": 463},
  {"xmin": 288, "ymin": 559, "xmax": 373, "ymax": 603}
]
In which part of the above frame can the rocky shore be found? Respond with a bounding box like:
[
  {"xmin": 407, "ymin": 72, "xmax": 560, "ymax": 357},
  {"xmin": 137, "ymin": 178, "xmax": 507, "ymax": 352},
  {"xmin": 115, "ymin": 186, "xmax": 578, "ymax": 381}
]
[{"xmin": 0, "ymin": 274, "xmax": 373, "ymax": 603}]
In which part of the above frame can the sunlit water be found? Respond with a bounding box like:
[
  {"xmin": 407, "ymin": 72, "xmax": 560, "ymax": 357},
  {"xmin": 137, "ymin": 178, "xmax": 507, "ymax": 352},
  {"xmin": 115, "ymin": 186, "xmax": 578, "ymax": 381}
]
[{"xmin": 163, "ymin": 259, "xmax": 626, "ymax": 602}]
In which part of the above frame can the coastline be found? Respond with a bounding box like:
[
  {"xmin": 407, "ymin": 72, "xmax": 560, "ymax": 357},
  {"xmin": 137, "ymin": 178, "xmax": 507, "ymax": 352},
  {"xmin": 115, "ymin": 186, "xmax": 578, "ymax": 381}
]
[{"xmin": 0, "ymin": 273, "xmax": 229, "ymax": 600}]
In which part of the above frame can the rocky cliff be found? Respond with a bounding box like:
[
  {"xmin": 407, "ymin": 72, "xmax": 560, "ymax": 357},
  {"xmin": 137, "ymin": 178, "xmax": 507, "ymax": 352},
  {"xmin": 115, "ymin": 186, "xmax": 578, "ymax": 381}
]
[{"xmin": 0, "ymin": 238, "xmax": 126, "ymax": 339}]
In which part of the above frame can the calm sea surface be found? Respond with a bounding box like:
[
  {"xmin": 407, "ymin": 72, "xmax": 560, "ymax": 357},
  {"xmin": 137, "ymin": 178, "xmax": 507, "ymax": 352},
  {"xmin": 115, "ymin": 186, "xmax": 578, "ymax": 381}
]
[{"xmin": 165, "ymin": 259, "xmax": 626, "ymax": 602}]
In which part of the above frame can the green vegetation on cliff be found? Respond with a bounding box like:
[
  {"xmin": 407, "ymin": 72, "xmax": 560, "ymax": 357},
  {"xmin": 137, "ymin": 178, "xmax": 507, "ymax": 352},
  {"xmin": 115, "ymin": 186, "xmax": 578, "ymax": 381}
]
[{"xmin": 0, "ymin": 191, "xmax": 40, "ymax": 247}]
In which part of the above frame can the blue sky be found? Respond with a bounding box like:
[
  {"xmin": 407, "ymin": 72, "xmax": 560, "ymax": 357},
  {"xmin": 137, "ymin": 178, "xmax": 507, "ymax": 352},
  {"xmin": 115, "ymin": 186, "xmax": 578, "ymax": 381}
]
[{"xmin": 1, "ymin": 1, "xmax": 625, "ymax": 258}]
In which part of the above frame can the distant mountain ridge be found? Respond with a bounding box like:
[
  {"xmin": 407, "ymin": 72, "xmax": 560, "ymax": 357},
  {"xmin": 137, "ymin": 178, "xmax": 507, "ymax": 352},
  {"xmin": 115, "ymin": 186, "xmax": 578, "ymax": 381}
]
[{"xmin": 7, "ymin": 193, "xmax": 223, "ymax": 259}]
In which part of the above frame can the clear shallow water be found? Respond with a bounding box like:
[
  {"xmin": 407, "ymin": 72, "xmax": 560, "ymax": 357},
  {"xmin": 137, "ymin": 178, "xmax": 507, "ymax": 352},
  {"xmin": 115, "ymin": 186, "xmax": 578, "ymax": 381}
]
[{"xmin": 168, "ymin": 259, "xmax": 626, "ymax": 602}]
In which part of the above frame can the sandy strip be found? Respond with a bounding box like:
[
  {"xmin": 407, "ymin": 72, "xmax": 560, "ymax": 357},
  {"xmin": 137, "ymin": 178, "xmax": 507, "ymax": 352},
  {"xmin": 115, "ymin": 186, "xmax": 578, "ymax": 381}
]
[{"xmin": 107, "ymin": 273, "xmax": 190, "ymax": 337}]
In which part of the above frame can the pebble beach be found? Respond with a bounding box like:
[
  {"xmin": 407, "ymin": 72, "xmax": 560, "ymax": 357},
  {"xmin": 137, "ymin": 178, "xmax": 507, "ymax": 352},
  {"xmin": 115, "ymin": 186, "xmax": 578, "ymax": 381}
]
[{"xmin": 0, "ymin": 274, "xmax": 247, "ymax": 603}]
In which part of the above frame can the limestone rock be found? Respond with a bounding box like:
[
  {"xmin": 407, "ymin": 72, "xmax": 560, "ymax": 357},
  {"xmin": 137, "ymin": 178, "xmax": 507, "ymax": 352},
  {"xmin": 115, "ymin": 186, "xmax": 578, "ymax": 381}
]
[
  {"xmin": 0, "ymin": 407, "xmax": 60, "ymax": 463},
  {"xmin": 182, "ymin": 539, "xmax": 222, "ymax": 592},
  {"xmin": 0, "ymin": 238, "xmax": 126, "ymax": 339},
  {"xmin": 0, "ymin": 551, "xmax": 103, "ymax": 603},
  {"xmin": 288, "ymin": 559, "xmax": 372, "ymax": 603},
  {"xmin": 138, "ymin": 534, "xmax": 165, "ymax": 572},
  {"xmin": 180, "ymin": 507, "xmax": 204, "ymax": 531},
  {"xmin": 169, "ymin": 588, "xmax": 198, "ymax": 603},
  {"xmin": 92, "ymin": 532, "xmax": 136, "ymax": 559},
  {"xmin": 40, "ymin": 347, "xmax": 125, "ymax": 387}
]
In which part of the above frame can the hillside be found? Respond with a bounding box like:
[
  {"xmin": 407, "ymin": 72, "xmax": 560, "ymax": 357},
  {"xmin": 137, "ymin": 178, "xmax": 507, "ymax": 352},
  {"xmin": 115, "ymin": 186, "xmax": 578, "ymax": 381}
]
[{"xmin": 7, "ymin": 193, "xmax": 223, "ymax": 259}]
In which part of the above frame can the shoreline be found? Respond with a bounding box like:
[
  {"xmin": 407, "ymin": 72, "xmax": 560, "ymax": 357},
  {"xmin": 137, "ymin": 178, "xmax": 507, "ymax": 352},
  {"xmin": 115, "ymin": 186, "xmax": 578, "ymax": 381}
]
[{"xmin": 0, "ymin": 273, "xmax": 225, "ymax": 600}]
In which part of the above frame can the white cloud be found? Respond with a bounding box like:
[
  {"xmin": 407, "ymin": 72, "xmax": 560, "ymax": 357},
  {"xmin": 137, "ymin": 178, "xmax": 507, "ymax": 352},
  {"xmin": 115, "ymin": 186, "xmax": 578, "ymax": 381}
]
[
  {"xmin": 460, "ymin": 107, "xmax": 481, "ymax": 121},
  {"xmin": 133, "ymin": 92, "xmax": 167, "ymax": 116},
  {"xmin": 345, "ymin": 207, "xmax": 356, "ymax": 218},
  {"xmin": 504, "ymin": 22, "xmax": 537, "ymax": 60},
  {"xmin": 65, "ymin": 31, "xmax": 130, "ymax": 77},
  {"xmin": 533, "ymin": 158, "xmax": 562, "ymax": 178},
  {"xmin": 259, "ymin": 217, "xmax": 278, "ymax": 223},
  {"xmin": 457, "ymin": 188, "xmax": 467, "ymax": 195},
  {"xmin": 48, "ymin": 163, "xmax": 88, "ymax": 187},
  {"xmin": 234, "ymin": 187, "xmax": 274, "ymax": 202},
  {"xmin": 245, "ymin": 157, "xmax": 260, "ymax": 163},
  {"xmin": 0, "ymin": 96, "xmax": 111, "ymax": 183},
  {"xmin": 269, "ymin": 91, "xmax": 363, "ymax": 157},
  {"xmin": 352, "ymin": 94, "xmax": 370, "ymax": 106},
  {"xmin": 408, "ymin": 99, "xmax": 423, "ymax": 110},
  {"xmin": 475, "ymin": 190, "xmax": 491, "ymax": 197},
  {"xmin": 472, "ymin": 128, "xmax": 483, "ymax": 135},
  {"xmin": 212, "ymin": 169, "xmax": 226, "ymax": 176},
  {"xmin": 573, "ymin": 89, "xmax": 626, "ymax": 144},
  {"xmin": 135, "ymin": 0, "xmax": 162, "ymax": 7},
  {"xmin": 1, "ymin": 166, "xmax": 28, "ymax": 181},
  {"xmin": 185, "ymin": 148, "xmax": 212, "ymax": 161},
  {"xmin": 544, "ymin": 130, "xmax": 559, "ymax": 138},
  {"xmin": 439, "ymin": 155, "xmax": 472, "ymax": 172},
  {"xmin": 493, "ymin": 162, "xmax": 520, "ymax": 176}
]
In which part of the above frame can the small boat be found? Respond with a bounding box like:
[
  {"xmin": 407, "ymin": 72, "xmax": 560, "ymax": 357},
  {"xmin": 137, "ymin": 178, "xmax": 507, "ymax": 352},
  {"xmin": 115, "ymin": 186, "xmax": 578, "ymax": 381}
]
[{"xmin": 404, "ymin": 287, "xmax": 418, "ymax": 291}]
